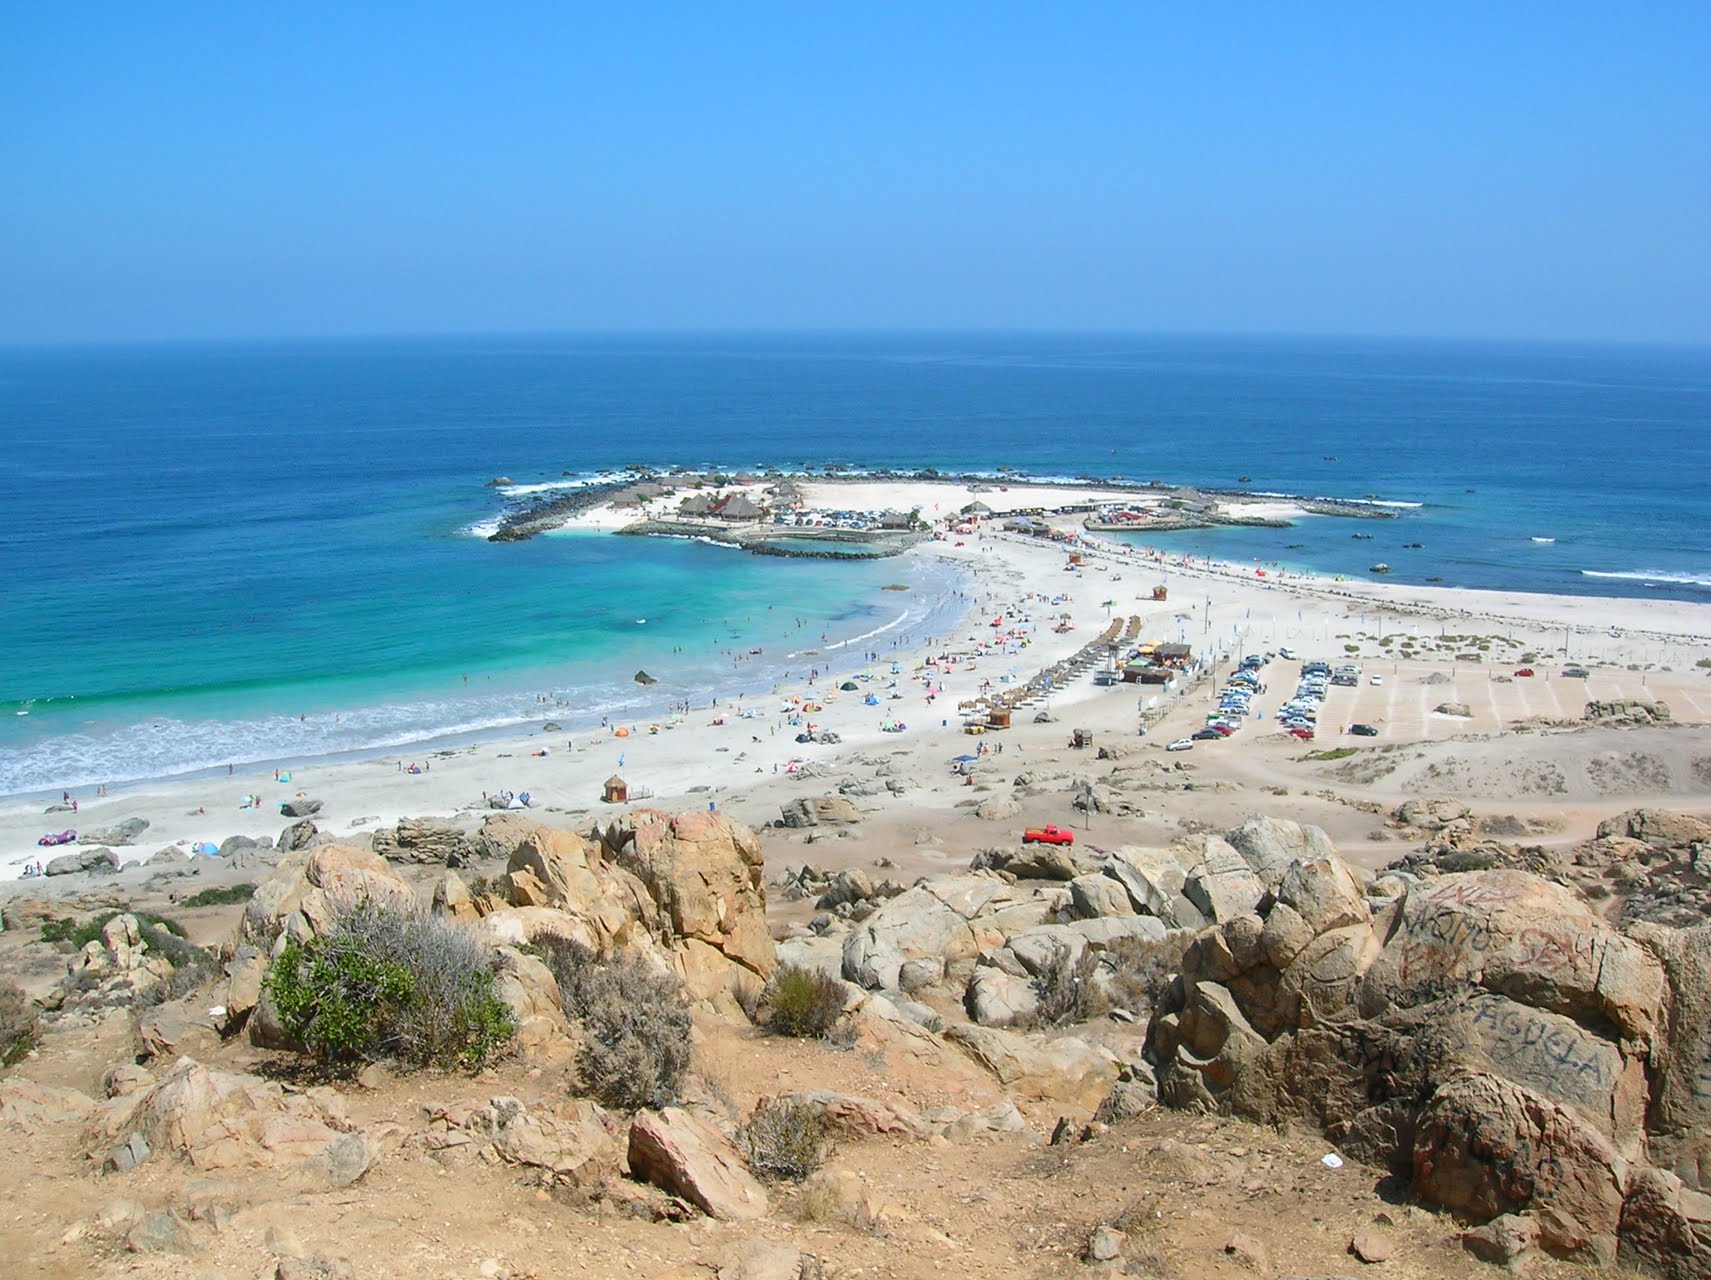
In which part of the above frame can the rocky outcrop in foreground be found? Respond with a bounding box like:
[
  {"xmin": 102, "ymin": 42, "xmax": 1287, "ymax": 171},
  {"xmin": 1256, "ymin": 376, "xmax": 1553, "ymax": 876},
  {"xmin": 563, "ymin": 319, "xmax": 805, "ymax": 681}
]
[
  {"xmin": 1145, "ymin": 816, "xmax": 1711, "ymax": 1277},
  {"xmin": 227, "ymin": 808, "xmax": 779, "ymax": 1043}
]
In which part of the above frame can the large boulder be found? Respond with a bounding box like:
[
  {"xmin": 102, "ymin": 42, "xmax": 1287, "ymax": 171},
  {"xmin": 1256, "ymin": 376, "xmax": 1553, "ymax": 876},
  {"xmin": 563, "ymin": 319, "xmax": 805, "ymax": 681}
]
[
  {"xmin": 1595, "ymin": 808, "xmax": 1711, "ymax": 850},
  {"xmin": 94, "ymin": 1057, "xmax": 370, "ymax": 1176},
  {"xmin": 841, "ymin": 874, "xmax": 1044, "ymax": 990},
  {"xmin": 371, "ymin": 817, "xmax": 474, "ymax": 866},
  {"xmin": 47, "ymin": 847, "xmax": 119, "ymax": 876},
  {"xmin": 944, "ymin": 1024, "xmax": 1119, "ymax": 1108},
  {"xmin": 779, "ymin": 795, "xmax": 859, "ymax": 828},
  {"xmin": 606, "ymin": 809, "xmax": 778, "ymax": 1010},
  {"xmin": 242, "ymin": 844, "xmax": 417, "ymax": 944},
  {"xmin": 1145, "ymin": 829, "xmax": 1705, "ymax": 1272},
  {"xmin": 973, "ymin": 844, "xmax": 1078, "ymax": 882},
  {"xmin": 79, "ymin": 817, "xmax": 149, "ymax": 847},
  {"xmin": 1224, "ymin": 816, "xmax": 1336, "ymax": 887},
  {"xmin": 627, "ymin": 1107, "xmax": 769, "ymax": 1220},
  {"xmin": 1182, "ymin": 841, "xmax": 1266, "ymax": 923}
]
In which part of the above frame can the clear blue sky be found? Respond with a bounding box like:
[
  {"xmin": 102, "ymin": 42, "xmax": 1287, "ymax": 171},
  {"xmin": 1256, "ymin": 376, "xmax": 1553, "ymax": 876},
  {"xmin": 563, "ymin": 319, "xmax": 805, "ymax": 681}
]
[{"xmin": 3, "ymin": 3, "xmax": 1708, "ymax": 344}]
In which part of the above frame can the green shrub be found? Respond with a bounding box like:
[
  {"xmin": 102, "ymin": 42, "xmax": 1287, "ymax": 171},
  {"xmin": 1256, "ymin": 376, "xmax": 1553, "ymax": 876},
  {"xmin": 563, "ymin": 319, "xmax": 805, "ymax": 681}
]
[
  {"xmin": 533, "ymin": 933, "xmax": 692, "ymax": 1111},
  {"xmin": 182, "ymin": 883, "xmax": 257, "ymax": 908},
  {"xmin": 1029, "ymin": 944, "xmax": 1107, "ymax": 1027},
  {"xmin": 763, "ymin": 963, "xmax": 847, "ymax": 1039},
  {"xmin": 41, "ymin": 909, "xmax": 184, "ymax": 950},
  {"xmin": 264, "ymin": 899, "xmax": 514, "ymax": 1071},
  {"xmin": 0, "ymin": 981, "xmax": 39, "ymax": 1069},
  {"xmin": 740, "ymin": 1098, "xmax": 831, "ymax": 1182}
]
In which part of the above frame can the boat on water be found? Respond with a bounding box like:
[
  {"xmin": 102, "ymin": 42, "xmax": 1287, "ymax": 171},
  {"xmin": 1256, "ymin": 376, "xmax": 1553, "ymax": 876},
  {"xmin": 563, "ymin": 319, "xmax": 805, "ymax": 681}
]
[
  {"xmin": 1370, "ymin": 563, "xmax": 1392, "ymax": 574},
  {"xmin": 1531, "ymin": 537, "xmax": 1556, "ymax": 544}
]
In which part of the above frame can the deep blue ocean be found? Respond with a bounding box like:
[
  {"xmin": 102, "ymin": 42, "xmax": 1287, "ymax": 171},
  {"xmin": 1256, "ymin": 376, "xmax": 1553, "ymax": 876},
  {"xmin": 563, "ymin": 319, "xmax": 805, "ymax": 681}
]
[{"xmin": 2, "ymin": 333, "xmax": 1707, "ymax": 797}]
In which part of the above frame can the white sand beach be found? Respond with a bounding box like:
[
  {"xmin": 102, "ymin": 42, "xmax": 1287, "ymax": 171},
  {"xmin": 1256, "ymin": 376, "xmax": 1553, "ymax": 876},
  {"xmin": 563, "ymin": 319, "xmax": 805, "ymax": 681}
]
[{"xmin": 5, "ymin": 476, "xmax": 1711, "ymax": 880}]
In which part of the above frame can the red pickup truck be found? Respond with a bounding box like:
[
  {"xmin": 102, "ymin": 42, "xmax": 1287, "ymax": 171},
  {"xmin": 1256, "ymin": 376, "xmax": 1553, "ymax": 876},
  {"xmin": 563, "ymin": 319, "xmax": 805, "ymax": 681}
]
[{"xmin": 1022, "ymin": 824, "xmax": 1075, "ymax": 846}]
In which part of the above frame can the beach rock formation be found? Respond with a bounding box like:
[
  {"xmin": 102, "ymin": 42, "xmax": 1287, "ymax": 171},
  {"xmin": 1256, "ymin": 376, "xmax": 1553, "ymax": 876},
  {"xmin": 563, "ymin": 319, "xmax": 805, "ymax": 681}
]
[
  {"xmin": 46, "ymin": 847, "xmax": 119, "ymax": 876},
  {"xmin": 1145, "ymin": 831, "xmax": 1711, "ymax": 1276},
  {"xmin": 371, "ymin": 816, "xmax": 473, "ymax": 866},
  {"xmin": 78, "ymin": 818, "xmax": 149, "ymax": 847},
  {"xmin": 779, "ymin": 795, "xmax": 860, "ymax": 827}
]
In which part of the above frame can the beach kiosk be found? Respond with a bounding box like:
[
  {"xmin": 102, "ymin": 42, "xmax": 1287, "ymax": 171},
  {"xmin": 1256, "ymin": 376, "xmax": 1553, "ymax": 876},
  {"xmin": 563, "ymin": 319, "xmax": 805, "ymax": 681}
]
[
  {"xmin": 987, "ymin": 707, "xmax": 1012, "ymax": 730},
  {"xmin": 603, "ymin": 774, "xmax": 629, "ymax": 804}
]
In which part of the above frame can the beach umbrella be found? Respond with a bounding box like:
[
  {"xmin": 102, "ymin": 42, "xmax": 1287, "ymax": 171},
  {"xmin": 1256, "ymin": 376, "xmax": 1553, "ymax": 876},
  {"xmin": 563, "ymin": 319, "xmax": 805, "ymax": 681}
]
[{"xmin": 952, "ymin": 754, "xmax": 978, "ymax": 762}]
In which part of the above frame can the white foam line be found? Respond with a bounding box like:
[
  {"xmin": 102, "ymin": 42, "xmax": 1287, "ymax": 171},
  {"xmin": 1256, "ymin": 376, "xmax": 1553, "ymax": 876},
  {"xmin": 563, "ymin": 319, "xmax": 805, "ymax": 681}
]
[{"xmin": 822, "ymin": 608, "xmax": 913, "ymax": 653}]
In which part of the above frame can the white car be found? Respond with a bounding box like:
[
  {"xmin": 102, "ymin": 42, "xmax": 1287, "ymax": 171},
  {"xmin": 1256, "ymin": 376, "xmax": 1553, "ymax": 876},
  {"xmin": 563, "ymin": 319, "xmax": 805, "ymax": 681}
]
[
  {"xmin": 1165, "ymin": 738, "xmax": 1194, "ymax": 751},
  {"xmin": 1279, "ymin": 647, "xmax": 1298, "ymax": 660},
  {"xmin": 1370, "ymin": 675, "xmax": 1384, "ymax": 686}
]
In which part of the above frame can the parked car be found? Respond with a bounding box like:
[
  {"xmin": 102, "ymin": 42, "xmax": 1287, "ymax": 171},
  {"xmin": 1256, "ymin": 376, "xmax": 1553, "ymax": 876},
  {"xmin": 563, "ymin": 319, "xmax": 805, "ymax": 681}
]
[
  {"xmin": 1191, "ymin": 728, "xmax": 1223, "ymax": 741},
  {"xmin": 1513, "ymin": 667, "xmax": 1535, "ymax": 677},
  {"xmin": 1369, "ymin": 675, "xmax": 1384, "ymax": 686},
  {"xmin": 1165, "ymin": 738, "xmax": 1194, "ymax": 752},
  {"xmin": 1563, "ymin": 666, "xmax": 1589, "ymax": 679},
  {"xmin": 1022, "ymin": 824, "xmax": 1075, "ymax": 846},
  {"xmin": 1286, "ymin": 727, "xmax": 1315, "ymax": 740},
  {"xmin": 1349, "ymin": 723, "xmax": 1379, "ymax": 737},
  {"xmin": 1278, "ymin": 647, "xmax": 1298, "ymax": 660}
]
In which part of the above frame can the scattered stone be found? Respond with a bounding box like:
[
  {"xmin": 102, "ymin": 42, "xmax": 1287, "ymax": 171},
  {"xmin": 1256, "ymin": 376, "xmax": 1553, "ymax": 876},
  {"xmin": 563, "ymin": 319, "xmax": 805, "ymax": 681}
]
[
  {"xmin": 1086, "ymin": 1225, "xmax": 1125, "ymax": 1262},
  {"xmin": 627, "ymin": 1107, "xmax": 769, "ymax": 1220},
  {"xmin": 1350, "ymin": 1225, "xmax": 1395, "ymax": 1263},
  {"xmin": 126, "ymin": 1209, "xmax": 198, "ymax": 1256},
  {"xmin": 1222, "ymin": 1231, "xmax": 1268, "ymax": 1270}
]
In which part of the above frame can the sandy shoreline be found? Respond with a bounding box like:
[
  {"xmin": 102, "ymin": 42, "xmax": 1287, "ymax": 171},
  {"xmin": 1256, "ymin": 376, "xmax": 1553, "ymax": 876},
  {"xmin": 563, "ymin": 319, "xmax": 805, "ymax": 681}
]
[{"xmin": 5, "ymin": 476, "xmax": 1711, "ymax": 880}]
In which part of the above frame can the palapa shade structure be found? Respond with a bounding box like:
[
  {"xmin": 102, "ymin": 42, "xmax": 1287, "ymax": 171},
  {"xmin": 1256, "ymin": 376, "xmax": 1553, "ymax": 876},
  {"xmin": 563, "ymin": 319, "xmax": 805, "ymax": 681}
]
[{"xmin": 603, "ymin": 774, "xmax": 629, "ymax": 803}]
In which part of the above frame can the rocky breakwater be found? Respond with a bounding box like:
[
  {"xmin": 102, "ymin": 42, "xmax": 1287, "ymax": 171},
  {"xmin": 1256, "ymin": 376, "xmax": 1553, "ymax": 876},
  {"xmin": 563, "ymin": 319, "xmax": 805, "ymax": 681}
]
[{"xmin": 1144, "ymin": 822, "xmax": 1711, "ymax": 1276}]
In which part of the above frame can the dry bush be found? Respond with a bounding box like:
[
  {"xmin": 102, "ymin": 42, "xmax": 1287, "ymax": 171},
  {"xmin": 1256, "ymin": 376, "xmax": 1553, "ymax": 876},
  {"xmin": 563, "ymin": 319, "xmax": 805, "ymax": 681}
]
[
  {"xmin": 1103, "ymin": 932, "xmax": 1191, "ymax": 1017},
  {"xmin": 534, "ymin": 933, "xmax": 692, "ymax": 1112},
  {"xmin": 0, "ymin": 981, "xmax": 39, "ymax": 1069},
  {"xmin": 763, "ymin": 963, "xmax": 847, "ymax": 1039},
  {"xmin": 1030, "ymin": 944, "xmax": 1108, "ymax": 1026},
  {"xmin": 740, "ymin": 1097, "xmax": 831, "ymax": 1182}
]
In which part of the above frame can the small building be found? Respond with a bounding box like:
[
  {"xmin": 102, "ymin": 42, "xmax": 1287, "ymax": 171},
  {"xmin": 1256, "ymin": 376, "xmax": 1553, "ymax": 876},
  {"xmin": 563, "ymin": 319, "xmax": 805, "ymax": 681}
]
[
  {"xmin": 987, "ymin": 707, "xmax": 1012, "ymax": 729},
  {"xmin": 678, "ymin": 493, "xmax": 715, "ymax": 517},
  {"xmin": 603, "ymin": 774, "xmax": 629, "ymax": 804},
  {"xmin": 715, "ymin": 494, "xmax": 766, "ymax": 522},
  {"xmin": 1154, "ymin": 643, "xmax": 1194, "ymax": 668}
]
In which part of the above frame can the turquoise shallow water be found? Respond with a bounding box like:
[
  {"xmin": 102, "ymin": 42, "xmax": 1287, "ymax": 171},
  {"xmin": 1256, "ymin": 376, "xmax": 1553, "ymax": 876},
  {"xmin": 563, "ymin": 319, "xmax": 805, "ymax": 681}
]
[{"xmin": 1, "ymin": 333, "xmax": 1707, "ymax": 796}]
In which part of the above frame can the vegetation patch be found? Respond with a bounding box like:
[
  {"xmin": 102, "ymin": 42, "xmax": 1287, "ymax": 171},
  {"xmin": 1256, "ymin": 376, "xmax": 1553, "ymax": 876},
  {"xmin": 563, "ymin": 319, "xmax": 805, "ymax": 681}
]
[
  {"xmin": 1307, "ymin": 747, "xmax": 1358, "ymax": 761},
  {"xmin": 264, "ymin": 899, "xmax": 514, "ymax": 1072},
  {"xmin": 1102, "ymin": 932, "xmax": 1192, "ymax": 1018},
  {"xmin": 740, "ymin": 1097, "xmax": 832, "ymax": 1182},
  {"xmin": 762, "ymin": 963, "xmax": 848, "ymax": 1039},
  {"xmin": 0, "ymin": 981, "xmax": 40, "ymax": 1069},
  {"xmin": 533, "ymin": 934, "xmax": 693, "ymax": 1111},
  {"xmin": 42, "ymin": 909, "xmax": 184, "ymax": 950},
  {"xmin": 1027, "ymin": 944, "xmax": 1107, "ymax": 1027},
  {"xmin": 181, "ymin": 883, "xmax": 258, "ymax": 908}
]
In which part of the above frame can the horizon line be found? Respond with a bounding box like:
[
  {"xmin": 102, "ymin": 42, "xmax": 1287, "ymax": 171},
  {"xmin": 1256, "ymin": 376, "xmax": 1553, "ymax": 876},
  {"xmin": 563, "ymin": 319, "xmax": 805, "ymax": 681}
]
[{"xmin": 4, "ymin": 325, "xmax": 1709, "ymax": 355}]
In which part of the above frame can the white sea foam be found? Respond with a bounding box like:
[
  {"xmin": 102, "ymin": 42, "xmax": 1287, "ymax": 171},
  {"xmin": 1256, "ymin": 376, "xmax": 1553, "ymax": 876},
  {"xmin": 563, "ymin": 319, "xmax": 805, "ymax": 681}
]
[
  {"xmin": 822, "ymin": 609, "xmax": 912, "ymax": 653},
  {"xmin": 1581, "ymin": 569, "xmax": 1711, "ymax": 588},
  {"xmin": 496, "ymin": 470, "xmax": 628, "ymax": 497}
]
